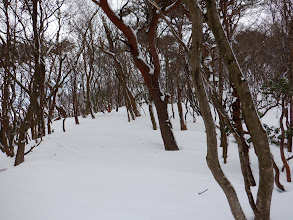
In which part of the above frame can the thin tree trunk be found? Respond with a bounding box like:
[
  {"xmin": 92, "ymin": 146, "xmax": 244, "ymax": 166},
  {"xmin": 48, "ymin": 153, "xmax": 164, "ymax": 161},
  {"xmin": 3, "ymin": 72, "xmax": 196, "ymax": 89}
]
[
  {"xmin": 149, "ymin": 103, "xmax": 157, "ymax": 130},
  {"xmin": 176, "ymin": 55, "xmax": 187, "ymax": 130},
  {"xmin": 289, "ymin": 99, "xmax": 293, "ymax": 152},
  {"xmin": 218, "ymin": 58, "xmax": 228, "ymax": 163},
  {"xmin": 288, "ymin": 25, "xmax": 293, "ymax": 152},
  {"xmin": 272, "ymin": 157, "xmax": 285, "ymax": 191},
  {"xmin": 116, "ymin": 80, "xmax": 120, "ymax": 112},
  {"xmin": 280, "ymin": 99, "xmax": 291, "ymax": 182},
  {"xmin": 210, "ymin": 88, "xmax": 261, "ymax": 219},
  {"xmin": 184, "ymin": 1, "xmax": 246, "ymax": 219},
  {"xmin": 72, "ymin": 74, "xmax": 79, "ymax": 125},
  {"xmin": 177, "ymin": 96, "xmax": 187, "ymax": 130},
  {"xmin": 232, "ymin": 94, "xmax": 256, "ymax": 187}
]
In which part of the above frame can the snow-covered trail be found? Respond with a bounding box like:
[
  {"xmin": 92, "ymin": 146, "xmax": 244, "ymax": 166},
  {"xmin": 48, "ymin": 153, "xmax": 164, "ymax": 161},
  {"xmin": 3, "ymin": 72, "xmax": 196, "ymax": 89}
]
[{"xmin": 0, "ymin": 106, "xmax": 292, "ymax": 220}]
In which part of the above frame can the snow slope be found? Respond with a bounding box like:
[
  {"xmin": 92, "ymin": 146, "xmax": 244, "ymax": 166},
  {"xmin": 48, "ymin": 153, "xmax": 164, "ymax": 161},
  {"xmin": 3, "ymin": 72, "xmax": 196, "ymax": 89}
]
[{"xmin": 0, "ymin": 105, "xmax": 292, "ymax": 220}]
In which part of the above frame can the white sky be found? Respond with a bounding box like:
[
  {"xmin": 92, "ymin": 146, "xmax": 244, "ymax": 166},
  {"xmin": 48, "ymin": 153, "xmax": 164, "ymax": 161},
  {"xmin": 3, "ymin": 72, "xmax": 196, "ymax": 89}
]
[{"xmin": 109, "ymin": 0, "xmax": 128, "ymax": 10}]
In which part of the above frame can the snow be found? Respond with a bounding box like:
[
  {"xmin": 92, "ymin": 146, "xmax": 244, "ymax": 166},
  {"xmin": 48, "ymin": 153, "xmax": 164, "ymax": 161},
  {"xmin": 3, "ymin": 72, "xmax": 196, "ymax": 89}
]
[
  {"xmin": 0, "ymin": 105, "xmax": 292, "ymax": 220},
  {"xmin": 46, "ymin": 44, "xmax": 55, "ymax": 56},
  {"xmin": 165, "ymin": 2, "xmax": 177, "ymax": 12},
  {"xmin": 137, "ymin": 54, "xmax": 153, "ymax": 74}
]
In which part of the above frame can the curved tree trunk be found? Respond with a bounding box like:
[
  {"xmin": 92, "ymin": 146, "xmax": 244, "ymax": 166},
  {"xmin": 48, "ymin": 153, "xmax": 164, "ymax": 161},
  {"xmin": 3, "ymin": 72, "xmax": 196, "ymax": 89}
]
[
  {"xmin": 280, "ymin": 99, "xmax": 291, "ymax": 182},
  {"xmin": 97, "ymin": 0, "xmax": 180, "ymax": 151},
  {"xmin": 205, "ymin": 0, "xmax": 274, "ymax": 218},
  {"xmin": 184, "ymin": 1, "xmax": 246, "ymax": 219}
]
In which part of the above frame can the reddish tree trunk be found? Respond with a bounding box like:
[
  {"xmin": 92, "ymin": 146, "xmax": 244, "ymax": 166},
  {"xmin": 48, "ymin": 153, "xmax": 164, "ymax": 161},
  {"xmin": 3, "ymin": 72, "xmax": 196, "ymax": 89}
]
[{"xmin": 97, "ymin": 0, "xmax": 180, "ymax": 151}]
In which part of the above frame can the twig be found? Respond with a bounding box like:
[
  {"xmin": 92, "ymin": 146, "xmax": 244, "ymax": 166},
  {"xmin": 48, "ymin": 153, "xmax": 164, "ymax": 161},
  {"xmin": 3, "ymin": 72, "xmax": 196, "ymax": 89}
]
[
  {"xmin": 281, "ymin": 155, "xmax": 293, "ymax": 172},
  {"xmin": 272, "ymin": 156, "xmax": 285, "ymax": 191},
  {"xmin": 198, "ymin": 189, "xmax": 208, "ymax": 195},
  {"xmin": 24, "ymin": 140, "xmax": 42, "ymax": 155},
  {"xmin": 147, "ymin": 0, "xmax": 188, "ymax": 53}
]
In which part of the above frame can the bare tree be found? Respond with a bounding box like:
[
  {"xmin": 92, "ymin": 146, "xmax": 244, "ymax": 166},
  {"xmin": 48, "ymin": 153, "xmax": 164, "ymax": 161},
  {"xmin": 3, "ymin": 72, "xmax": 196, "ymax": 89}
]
[
  {"xmin": 204, "ymin": 0, "xmax": 274, "ymax": 218},
  {"xmin": 93, "ymin": 0, "xmax": 181, "ymax": 151}
]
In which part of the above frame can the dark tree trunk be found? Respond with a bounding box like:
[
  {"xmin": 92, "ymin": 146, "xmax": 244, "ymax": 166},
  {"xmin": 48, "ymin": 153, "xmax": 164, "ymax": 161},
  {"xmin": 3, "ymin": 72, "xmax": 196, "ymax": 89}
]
[
  {"xmin": 152, "ymin": 91, "xmax": 178, "ymax": 151},
  {"xmin": 272, "ymin": 157, "xmax": 285, "ymax": 191},
  {"xmin": 149, "ymin": 103, "xmax": 157, "ymax": 130},
  {"xmin": 15, "ymin": 102, "xmax": 36, "ymax": 166},
  {"xmin": 288, "ymin": 22, "xmax": 293, "ymax": 152},
  {"xmin": 232, "ymin": 94, "xmax": 256, "ymax": 187},
  {"xmin": 1, "ymin": 0, "xmax": 14, "ymax": 157},
  {"xmin": 15, "ymin": 0, "xmax": 44, "ymax": 166},
  {"xmin": 280, "ymin": 99, "xmax": 291, "ymax": 182},
  {"xmin": 220, "ymin": 119, "xmax": 228, "ymax": 163},
  {"xmin": 176, "ymin": 68, "xmax": 187, "ymax": 130},
  {"xmin": 289, "ymin": 99, "xmax": 293, "ymax": 152},
  {"xmin": 72, "ymin": 74, "xmax": 79, "ymax": 125},
  {"xmin": 218, "ymin": 58, "xmax": 228, "ymax": 163}
]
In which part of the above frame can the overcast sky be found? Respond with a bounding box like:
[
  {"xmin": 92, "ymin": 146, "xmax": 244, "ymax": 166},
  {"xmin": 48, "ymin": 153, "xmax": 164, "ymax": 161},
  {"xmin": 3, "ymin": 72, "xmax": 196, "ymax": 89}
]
[
  {"xmin": 105, "ymin": 0, "xmax": 269, "ymax": 28},
  {"xmin": 109, "ymin": 0, "xmax": 127, "ymax": 10}
]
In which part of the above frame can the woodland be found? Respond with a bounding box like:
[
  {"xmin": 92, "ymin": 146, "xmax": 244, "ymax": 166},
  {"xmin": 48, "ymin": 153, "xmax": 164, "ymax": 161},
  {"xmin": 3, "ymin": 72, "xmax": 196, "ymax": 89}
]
[{"xmin": 0, "ymin": 0, "xmax": 292, "ymax": 220}]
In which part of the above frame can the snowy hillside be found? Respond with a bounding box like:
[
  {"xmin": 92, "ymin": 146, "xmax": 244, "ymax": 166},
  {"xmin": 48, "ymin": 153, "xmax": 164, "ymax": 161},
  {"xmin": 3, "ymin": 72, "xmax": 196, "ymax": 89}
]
[{"xmin": 0, "ymin": 105, "xmax": 292, "ymax": 220}]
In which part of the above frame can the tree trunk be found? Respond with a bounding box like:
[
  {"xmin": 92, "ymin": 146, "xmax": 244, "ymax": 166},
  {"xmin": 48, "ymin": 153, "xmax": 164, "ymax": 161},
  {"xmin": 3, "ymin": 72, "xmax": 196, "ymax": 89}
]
[
  {"xmin": 220, "ymin": 118, "xmax": 228, "ymax": 163},
  {"xmin": 15, "ymin": 0, "xmax": 43, "ymax": 166},
  {"xmin": 72, "ymin": 74, "xmax": 79, "ymax": 125},
  {"xmin": 176, "ymin": 63, "xmax": 187, "ymax": 130},
  {"xmin": 184, "ymin": 1, "xmax": 246, "ymax": 219},
  {"xmin": 232, "ymin": 94, "xmax": 256, "ymax": 187},
  {"xmin": 98, "ymin": 0, "xmax": 179, "ymax": 151},
  {"xmin": 288, "ymin": 23, "xmax": 293, "ymax": 152},
  {"xmin": 289, "ymin": 99, "xmax": 293, "ymax": 152},
  {"xmin": 218, "ymin": 58, "xmax": 228, "ymax": 163},
  {"xmin": 15, "ymin": 97, "xmax": 37, "ymax": 166},
  {"xmin": 149, "ymin": 103, "xmax": 157, "ymax": 130},
  {"xmin": 205, "ymin": 0, "xmax": 274, "ymax": 218},
  {"xmin": 102, "ymin": 18, "xmax": 140, "ymax": 118},
  {"xmin": 153, "ymin": 97, "xmax": 178, "ymax": 150},
  {"xmin": 1, "ymin": 0, "xmax": 14, "ymax": 157},
  {"xmin": 280, "ymin": 99, "xmax": 291, "ymax": 182}
]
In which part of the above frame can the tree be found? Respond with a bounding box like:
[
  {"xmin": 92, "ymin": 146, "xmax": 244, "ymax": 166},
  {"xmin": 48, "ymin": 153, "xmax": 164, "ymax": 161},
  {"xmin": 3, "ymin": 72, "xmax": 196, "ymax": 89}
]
[
  {"xmin": 204, "ymin": 0, "xmax": 274, "ymax": 218},
  {"xmin": 93, "ymin": 0, "xmax": 180, "ymax": 151},
  {"xmin": 0, "ymin": 0, "xmax": 15, "ymax": 157},
  {"xmin": 183, "ymin": 0, "xmax": 246, "ymax": 219}
]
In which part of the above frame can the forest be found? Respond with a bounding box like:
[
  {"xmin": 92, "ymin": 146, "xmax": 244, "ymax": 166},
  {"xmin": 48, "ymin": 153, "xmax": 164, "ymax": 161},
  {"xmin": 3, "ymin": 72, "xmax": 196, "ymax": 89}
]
[{"xmin": 0, "ymin": 0, "xmax": 292, "ymax": 220}]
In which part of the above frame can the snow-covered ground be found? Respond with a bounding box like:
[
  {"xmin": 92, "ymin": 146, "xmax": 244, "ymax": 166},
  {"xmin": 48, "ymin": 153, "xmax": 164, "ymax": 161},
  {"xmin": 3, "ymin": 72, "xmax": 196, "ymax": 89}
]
[{"xmin": 0, "ymin": 105, "xmax": 292, "ymax": 220}]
